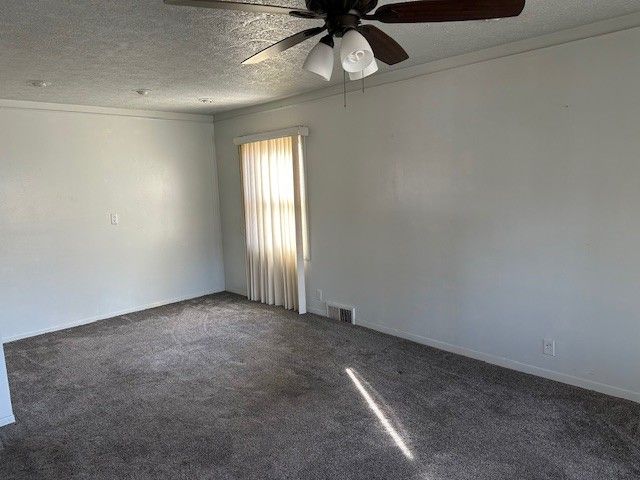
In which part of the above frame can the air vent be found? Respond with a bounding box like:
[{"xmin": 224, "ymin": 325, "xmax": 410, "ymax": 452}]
[{"xmin": 326, "ymin": 302, "xmax": 355, "ymax": 324}]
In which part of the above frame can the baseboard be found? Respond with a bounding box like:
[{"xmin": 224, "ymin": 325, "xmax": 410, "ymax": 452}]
[
  {"xmin": 354, "ymin": 320, "xmax": 640, "ymax": 404},
  {"xmin": 0, "ymin": 414, "xmax": 15, "ymax": 427},
  {"xmin": 306, "ymin": 305, "xmax": 327, "ymax": 316},
  {"xmin": 225, "ymin": 287, "xmax": 247, "ymax": 296},
  {"xmin": 6, "ymin": 293, "xmax": 637, "ymax": 403},
  {"xmin": 3, "ymin": 289, "xmax": 224, "ymax": 344},
  {"xmin": 268, "ymin": 304, "xmax": 639, "ymax": 403}
]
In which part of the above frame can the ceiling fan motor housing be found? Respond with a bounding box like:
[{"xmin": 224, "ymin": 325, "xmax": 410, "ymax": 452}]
[
  {"xmin": 305, "ymin": 0, "xmax": 378, "ymax": 16},
  {"xmin": 306, "ymin": 0, "xmax": 379, "ymax": 37},
  {"xmin": 326, "ymin": 14, "xmax": 360, "ymax": 37},
  {"xmin": 164, "ymin": 0, "xmax": 527, "ymax": 68}
]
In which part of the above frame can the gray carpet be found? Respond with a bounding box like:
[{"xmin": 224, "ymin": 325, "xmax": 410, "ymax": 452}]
[{"xmin": 0, "ymin": 293, "xmax": 638, "ymax": 479}]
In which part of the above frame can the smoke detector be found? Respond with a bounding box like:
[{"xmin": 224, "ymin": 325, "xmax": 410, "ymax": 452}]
[{"xmin": 27, "ymin": 80, "xmax": 50, "ymax": 88}]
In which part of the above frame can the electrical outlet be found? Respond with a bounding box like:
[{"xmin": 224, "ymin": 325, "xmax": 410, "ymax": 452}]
[
  {"xmin": 543, "ymin": 338, "xmax": 556, "ymax": 356},
  {"xmin": 315, "ymin": 289, "xmax": 324, "ymax": 301},
  {"xmin": 110, "ymin": 213, "xmax": 119, "ymax": 225}
]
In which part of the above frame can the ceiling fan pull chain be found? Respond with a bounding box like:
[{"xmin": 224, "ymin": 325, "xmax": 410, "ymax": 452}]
[
  {"xmin": 343, "ymin": 70, "xmax": 347, "ymax": 109},
  {"xmin": 362, "ymin": 76, "xmax": 365, "ymax": 93}
]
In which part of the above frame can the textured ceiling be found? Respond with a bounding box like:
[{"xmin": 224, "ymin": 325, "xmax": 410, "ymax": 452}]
[{"xmin": 1, "ymin": 0, "xmax": 639, "ymax": 114}]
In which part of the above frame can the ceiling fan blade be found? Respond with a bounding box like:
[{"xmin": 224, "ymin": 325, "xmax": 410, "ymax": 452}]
[
  {"xmin": 242, "ymin": 27, "xmax": 326, "ymax": 65},
  {"xmin": 164, "ymin": 0, "xmax": 323, "ymax": 18},
  {"xmin": 358, "ymin": 25, "xmax": 408, "ymax": 65},
  {"xmin": 365, "ymin": 0, "xmax": 525, "ymax": 23}
]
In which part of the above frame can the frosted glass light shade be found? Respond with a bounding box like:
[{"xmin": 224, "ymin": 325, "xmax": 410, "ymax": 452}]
[
  {"xmin": 348, "ymin": 58, "xmax": 378, "ymax": 80},
  {"xmin": 340, "ymin": 29, "xmax": 374, "ymax": 73},
  {"xmin": 303, "ymin": 41, "xmax": 334, "ymax": 81}
]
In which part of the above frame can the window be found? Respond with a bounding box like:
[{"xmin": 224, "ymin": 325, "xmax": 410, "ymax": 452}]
[{"xmin": 235, "ymin": 127, "xmax": 309, "ymax": 312}]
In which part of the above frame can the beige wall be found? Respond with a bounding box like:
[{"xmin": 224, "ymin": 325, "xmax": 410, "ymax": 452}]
[
  {"xmin": 214, "ymin": 26, "xmax": 640, "ymax": 402},
  {"xmin": 0, "ymin": 105, "xmax": 225, "ymax": 341}
]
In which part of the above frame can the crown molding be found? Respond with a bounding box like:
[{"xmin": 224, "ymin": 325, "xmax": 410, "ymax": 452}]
[
  {"xmin": 213, "ymin": 11, "xmax": 640, "ymax": 122},
  {"xmin": 0, "ymin": 99, "xmax": 213, "ymax": 123}
]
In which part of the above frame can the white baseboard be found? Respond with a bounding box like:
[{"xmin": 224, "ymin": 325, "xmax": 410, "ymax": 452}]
[
  {"xmin": 225, "ymin": 287, "xmax": 247, "ymax": 296},
  {"xmin": 0, "ymin": 414, "xmax": 15, "ymax": 427},
  {"xmin": 6, "ymin": 293, "xmax": 637, "ymax": 404},
  {"xmin": 306, "ymin": 305, "xmax": 327, "ymax": 316},
  {"xmin": 356, "ymin": 320, "xmax": 640, "ymax": 404},
  {"xmin": 3, "ymin": 289, "xmax": 224, "ymax": 344},
  {"xmin": 272, "ymin": 302, "xmax": 639, "ymax": 403}
]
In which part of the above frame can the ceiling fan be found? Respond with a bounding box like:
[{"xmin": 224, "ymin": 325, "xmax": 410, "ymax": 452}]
[{"xmin": 165, "ymin": 0, "xmax": 526, "ymax": 81}]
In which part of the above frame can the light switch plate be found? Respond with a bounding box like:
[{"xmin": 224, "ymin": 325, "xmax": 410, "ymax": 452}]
[{"xmin": 543, "ymin": 338, "xmax": 556, "ymax": 356}]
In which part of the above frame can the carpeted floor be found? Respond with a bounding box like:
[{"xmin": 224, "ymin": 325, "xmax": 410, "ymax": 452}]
[{"xmin": 0, "ymin": 293, "xmax": 638, "ymax": 479}]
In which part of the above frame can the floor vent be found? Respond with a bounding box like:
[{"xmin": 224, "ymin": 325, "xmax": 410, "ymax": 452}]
[{"xmin": 326, "ymin": 302, "xmax": 355, "ymax": 324}]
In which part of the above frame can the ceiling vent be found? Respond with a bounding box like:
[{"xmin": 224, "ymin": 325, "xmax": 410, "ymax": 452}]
[{"xmin": 326, "ymin": 302, "xmax": 355, "ymax": 324}]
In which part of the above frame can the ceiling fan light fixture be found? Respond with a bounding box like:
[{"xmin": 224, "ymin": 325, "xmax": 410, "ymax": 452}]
[
  {"xmin": 348, "ymin": 58, "xmax": 378, "ymax": 80},
  {"xmin": 166, "ymin": 0, "xmax": 527, "ymax": 89},
  {"xmin": 340, "ymin": 29, "xmax": 374, "ymax": 73},
  {"xmin": 303, "ymin": 35, "xmax": 334, "ymax": 81}
]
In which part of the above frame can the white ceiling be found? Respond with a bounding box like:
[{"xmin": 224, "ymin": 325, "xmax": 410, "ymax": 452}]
[{"xmin": 1, "ymin": 0, "xmax": 639, "ymax": 114}]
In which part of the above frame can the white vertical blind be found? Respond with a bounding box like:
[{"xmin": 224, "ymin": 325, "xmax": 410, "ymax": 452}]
[{"xmin": 240, "ymin": 135, "xmax": 307, "ymax": 312}]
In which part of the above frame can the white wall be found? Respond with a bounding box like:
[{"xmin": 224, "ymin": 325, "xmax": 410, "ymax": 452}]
[
  {"xmin": 0, "ymin": 104, "xmax": 225, "ymax": 341},
  {"xmin": 214, "ymin": 26, "xmax": 640, "ymax": 402},
  {"xmin": 0, "ymin": 342, "xmax": 14, "ymax": 426}
]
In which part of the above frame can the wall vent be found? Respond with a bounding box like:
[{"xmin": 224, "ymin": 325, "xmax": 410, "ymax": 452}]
[{"xmin": 326, "ymin": 302, "xmax": 355, "ymax": 324}]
